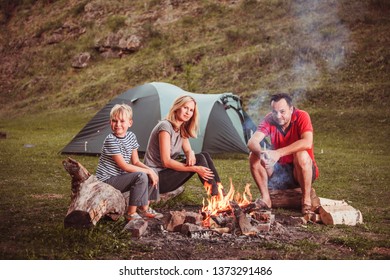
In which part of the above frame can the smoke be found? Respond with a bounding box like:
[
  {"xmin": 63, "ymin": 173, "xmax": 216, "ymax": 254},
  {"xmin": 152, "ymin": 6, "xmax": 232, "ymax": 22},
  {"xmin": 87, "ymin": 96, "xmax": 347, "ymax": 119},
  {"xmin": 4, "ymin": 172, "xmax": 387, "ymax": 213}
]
[
  {"xmin": 245, "ymin": 89, "xmax": 269, "ymax": 125},
  {"xmin": 291, "ymin": 0, "xmax": 350, "ymax": 85},
  {"xmin": 245, "ymin": 0, "xmax": 351, "ymax": 121}
]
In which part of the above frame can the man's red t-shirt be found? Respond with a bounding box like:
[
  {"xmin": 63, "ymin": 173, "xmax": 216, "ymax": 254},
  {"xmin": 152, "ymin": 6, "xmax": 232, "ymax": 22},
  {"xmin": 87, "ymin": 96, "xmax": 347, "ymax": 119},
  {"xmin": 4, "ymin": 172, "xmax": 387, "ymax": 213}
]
[{"xmin": 258, "ymin": 108, "xmax": 319, "ymax": 178}]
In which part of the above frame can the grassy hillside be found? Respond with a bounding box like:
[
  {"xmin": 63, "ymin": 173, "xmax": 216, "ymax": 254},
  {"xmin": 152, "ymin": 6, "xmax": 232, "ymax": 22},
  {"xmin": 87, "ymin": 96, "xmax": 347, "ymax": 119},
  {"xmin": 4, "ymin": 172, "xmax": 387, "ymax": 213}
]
[{"xmin": 1, "ymin": 0, "xmax": 389, "ymax": 118}]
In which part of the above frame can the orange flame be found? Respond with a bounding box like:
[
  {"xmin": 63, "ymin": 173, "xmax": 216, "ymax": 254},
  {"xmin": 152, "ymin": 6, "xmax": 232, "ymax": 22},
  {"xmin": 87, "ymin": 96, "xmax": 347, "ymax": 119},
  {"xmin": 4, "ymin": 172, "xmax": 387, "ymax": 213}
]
[{"xmin": 202, "ymin": 179, "xmax": 252, "ymax": 227}]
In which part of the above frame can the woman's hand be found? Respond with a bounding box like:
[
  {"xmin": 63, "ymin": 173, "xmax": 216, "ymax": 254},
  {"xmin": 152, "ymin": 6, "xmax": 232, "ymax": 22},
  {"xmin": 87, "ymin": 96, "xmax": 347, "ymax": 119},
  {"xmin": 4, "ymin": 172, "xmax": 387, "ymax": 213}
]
[
  {"xmin": 186, "ymin": 150, "xmax": 196, "ymax": 166},
  {"xmin": 195, "ymin": 166, "xmax": 214, "ymax": 181}
]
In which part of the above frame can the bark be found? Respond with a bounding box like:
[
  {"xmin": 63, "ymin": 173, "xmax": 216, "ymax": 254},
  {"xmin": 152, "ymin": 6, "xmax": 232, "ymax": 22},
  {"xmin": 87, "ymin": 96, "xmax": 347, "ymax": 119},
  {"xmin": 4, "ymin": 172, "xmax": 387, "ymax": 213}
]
[
  {"xmin": 63, "ymin": 157, "xmax": 126, "ymax": 228},
  {"xmin": 269, "ymin": 187, "xmax": 320, "ymax": 210},
  {"xmin": 230, "ymin": 201, "xmax": 259, "ymax": 236}
]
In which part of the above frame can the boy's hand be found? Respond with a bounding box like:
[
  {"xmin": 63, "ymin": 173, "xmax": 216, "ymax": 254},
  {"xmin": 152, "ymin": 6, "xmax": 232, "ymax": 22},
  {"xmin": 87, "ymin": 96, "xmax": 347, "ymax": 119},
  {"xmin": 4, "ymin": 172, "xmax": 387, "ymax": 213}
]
[{"xmin": 148, "ymin": 170, "xmax": 159, "ymax": 187}]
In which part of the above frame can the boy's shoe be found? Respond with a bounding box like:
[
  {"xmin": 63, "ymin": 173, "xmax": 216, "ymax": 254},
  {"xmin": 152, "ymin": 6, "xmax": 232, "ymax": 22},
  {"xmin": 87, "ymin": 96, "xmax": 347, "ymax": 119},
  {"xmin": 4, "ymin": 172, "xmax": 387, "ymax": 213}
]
[
  {"xmin": 124, "ymin": 212, "xmax": 144, "ymax": 222},
  {"xmin": 137, "ymin": 207, "xmax": 163, "ymax": 219}
]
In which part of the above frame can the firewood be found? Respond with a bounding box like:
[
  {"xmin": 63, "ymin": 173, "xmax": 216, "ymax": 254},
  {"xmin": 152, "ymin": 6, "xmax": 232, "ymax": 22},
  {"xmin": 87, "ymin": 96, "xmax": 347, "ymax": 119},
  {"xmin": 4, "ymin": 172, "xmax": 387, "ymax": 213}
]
[
  {"xmin": 165, "ymin": 210, "xmax": 186, "ymax": 232},
  {"xmin": 319, "ymin": 205, "xmax": 363, "ymax": 226},
  {"xmin": 123, "ymin": 219, "xmax": 148, "ymax": 237},
  {"xmin": 319, "ymin": 197, "xmax": 349, "ymax": 206},
  {"xmin": 269, "ymin": 187, "xmax": 320, "ymax": 210},
  {"xmin": 251, "ymin": 210, "xmax": 272, "ymax": 223},
  {"xmin": 229, "ymin": 201, "xmax": 259, "ymax": 236},
  {"xmin": 181, "ymin": 223, "xmax": 205, "ymax": 236},
  {"xmin": 254, "ymin": 222, "xmax": 271, "ymax": 232},
  {"xmin": 63, "ymin": 157, "xmax": 126, "ymax": 228},
  {"xmin": 303, "ymin": 213, "xmax": 321, "ymax": 223},
  {"xmin": 211, "ymin": 227, "xmax": 231, "ymax": 234},
  {"xmin": 184, "ymin": 211, "xmax": 203, "ymax": 225}
]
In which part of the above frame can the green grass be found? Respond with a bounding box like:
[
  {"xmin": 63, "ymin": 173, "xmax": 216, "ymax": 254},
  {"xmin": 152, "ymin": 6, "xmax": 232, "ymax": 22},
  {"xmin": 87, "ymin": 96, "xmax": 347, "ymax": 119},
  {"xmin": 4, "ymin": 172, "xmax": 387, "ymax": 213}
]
[{"xmin": 0, "ymin": 105, "xmax": 389, "ymax": 260}]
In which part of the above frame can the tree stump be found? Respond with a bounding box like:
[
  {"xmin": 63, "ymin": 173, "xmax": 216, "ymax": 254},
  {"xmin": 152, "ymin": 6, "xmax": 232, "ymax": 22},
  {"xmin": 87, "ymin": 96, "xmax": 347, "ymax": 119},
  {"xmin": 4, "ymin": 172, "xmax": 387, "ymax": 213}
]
[{"xmin": 62, "ymin": 157, "xmax": 126, "ymax": 228}]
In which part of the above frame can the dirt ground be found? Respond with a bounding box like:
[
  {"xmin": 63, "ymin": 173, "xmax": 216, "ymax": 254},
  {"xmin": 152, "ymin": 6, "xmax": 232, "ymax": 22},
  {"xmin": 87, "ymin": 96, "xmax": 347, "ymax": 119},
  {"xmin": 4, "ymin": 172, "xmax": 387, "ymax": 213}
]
[{"xmin": 124, "ymin": 205, "xmax": 347, "ymax": 260}]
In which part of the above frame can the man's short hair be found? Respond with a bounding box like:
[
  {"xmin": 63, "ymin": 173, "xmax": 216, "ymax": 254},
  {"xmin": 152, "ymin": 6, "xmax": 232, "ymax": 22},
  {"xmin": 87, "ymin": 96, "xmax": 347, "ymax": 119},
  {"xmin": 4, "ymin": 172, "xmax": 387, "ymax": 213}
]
[{"xmin": 270, "ymin": 93, "xmax": 293, "ymax": 107}]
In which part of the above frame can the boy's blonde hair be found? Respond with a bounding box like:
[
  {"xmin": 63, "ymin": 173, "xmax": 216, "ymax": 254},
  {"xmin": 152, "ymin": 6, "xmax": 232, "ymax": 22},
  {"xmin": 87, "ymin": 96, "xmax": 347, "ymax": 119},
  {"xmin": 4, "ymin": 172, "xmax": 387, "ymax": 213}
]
[
  {"xmin": 110, "ymin": 104, "xmax": 133, "ymax": 120},
  {"xmin": 166, "ymin": 95, "xmax": 199, "ymax": 138}
]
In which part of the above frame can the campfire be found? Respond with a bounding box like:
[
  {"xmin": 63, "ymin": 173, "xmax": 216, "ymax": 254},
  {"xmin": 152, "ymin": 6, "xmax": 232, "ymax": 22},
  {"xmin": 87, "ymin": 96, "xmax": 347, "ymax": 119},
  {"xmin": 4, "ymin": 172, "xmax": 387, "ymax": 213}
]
[
  {"xmin": 202, "ymin": 180, "xmax": 253, "ymax": 227},
  {"xmin": 159, "ymin": 180, "xmax": 274, "ymax": 238}
]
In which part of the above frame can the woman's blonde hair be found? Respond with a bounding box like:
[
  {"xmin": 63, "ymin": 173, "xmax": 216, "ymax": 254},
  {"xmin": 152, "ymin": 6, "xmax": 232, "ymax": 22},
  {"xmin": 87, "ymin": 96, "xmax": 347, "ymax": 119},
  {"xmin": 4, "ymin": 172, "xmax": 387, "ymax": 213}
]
[
  {"xmin": 110, "ymin": 104, "xmax": 133, "ymax": 120},
  {"xmin": 166, "ymin": 95, "xmax": 199, "ymax": 138}
]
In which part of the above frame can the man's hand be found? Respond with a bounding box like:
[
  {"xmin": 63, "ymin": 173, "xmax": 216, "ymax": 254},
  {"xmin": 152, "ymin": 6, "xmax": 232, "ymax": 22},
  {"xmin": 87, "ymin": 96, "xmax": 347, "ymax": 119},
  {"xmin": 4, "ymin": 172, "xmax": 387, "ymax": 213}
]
[{"xmin": 260, "ymin": 150, "xmax": 280, "ymax": 169}]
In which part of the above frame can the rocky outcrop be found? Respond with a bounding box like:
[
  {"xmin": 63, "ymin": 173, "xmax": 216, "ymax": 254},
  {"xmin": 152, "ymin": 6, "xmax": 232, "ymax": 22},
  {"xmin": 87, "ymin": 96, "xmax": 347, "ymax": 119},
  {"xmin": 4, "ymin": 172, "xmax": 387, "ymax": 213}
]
[{"xmin": 95, "ymin": 31, "xmax": 143, "ymax": 58}]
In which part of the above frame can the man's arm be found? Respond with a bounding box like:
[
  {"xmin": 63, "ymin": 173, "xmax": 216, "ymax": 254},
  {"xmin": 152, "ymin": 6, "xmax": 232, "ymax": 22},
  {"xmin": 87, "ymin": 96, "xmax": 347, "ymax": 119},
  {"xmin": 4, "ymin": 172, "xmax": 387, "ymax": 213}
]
[
  {"xmin": 267, "ymin": 131, "xmax": 313, "ymax": 163},
  {"xmin": 247, "ymin": 131, "xmax": 266, "ymax": 159}
]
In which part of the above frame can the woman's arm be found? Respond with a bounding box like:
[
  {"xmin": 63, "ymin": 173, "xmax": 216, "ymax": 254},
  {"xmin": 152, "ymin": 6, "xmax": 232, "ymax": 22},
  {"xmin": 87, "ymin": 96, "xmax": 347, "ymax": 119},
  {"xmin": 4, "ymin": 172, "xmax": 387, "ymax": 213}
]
[
  {"xmin": 182, "ymin": 138, "xmax": 196, "ymax": 166},
  {"xmin": 159, "ymin": 130, "xmax": 189, "ymax": 171},
  {"xmin": 159, "ymin": 131, "xmax": 213, "ymax": 180}
]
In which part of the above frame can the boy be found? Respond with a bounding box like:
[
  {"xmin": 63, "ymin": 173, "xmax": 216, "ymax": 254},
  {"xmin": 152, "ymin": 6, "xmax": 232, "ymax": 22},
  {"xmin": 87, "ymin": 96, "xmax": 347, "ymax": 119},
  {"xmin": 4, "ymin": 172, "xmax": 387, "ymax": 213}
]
[{"xmin": 96, "ymin": 104, "xmax": 162, "ymax": 221}]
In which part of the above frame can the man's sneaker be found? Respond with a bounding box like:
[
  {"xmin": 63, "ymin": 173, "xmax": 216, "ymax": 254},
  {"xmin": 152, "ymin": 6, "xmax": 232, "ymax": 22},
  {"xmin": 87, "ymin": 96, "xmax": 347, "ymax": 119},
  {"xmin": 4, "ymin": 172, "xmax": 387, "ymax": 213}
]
[
  {"xmin": 137, "ymin": 207, "xmax": 163, "ymax": 219},
  {"xmin": 124, "ymin": 212, "xmax": 144, "ymax": 222}
]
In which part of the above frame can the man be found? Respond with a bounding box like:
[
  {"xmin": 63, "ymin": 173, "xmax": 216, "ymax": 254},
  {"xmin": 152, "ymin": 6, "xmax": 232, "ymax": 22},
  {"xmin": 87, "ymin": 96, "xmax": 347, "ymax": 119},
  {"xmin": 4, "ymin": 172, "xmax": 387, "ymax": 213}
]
[{"xmin": 247, "ymin": 93, "xmax": 319, "ymax": 214}]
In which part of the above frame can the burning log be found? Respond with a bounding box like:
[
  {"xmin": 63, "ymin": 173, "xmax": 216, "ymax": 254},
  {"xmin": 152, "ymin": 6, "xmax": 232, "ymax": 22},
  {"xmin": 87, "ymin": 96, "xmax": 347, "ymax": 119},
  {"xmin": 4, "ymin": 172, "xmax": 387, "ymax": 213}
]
[
  {"xmin": 251, "ymin": 210, "xmax": 273, "ymax": 223},
  {"xmin": 62, "ymin": 157, "xmax": 125, "ymax": 228},
  {"xmin": 229, "ymin": 201, "xmax": 259, "ymax": 236},
  {"xmin": 211, "ymin": 214, "xmax": 235, "ymax": 227}
]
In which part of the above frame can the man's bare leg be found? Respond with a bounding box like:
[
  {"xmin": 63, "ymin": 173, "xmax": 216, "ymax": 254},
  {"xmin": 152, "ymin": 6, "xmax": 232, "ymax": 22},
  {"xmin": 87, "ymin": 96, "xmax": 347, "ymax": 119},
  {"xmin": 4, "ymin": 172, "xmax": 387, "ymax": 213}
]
[
  {"xmin": 293, "ymin": 150, "xmax": 313, "ymax": 212},
  {"xmin": 249, "ymin": 152, "xmax": 272, "ymax": 208}
]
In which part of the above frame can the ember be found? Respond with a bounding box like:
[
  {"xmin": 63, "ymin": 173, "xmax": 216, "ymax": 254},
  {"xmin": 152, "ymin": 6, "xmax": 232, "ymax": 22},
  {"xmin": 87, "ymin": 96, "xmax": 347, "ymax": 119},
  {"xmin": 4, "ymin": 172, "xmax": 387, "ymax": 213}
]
[{"xmin": 202, "ymin": 180, "xmax": 253, "ymax": 227}]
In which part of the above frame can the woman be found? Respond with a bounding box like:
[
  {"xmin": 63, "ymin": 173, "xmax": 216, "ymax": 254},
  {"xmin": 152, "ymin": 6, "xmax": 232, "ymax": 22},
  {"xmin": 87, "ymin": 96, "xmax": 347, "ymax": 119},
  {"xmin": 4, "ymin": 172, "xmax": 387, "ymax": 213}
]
[{"xmin": 144, "ymin": 95, "xmax": 223, "ymax": 198}]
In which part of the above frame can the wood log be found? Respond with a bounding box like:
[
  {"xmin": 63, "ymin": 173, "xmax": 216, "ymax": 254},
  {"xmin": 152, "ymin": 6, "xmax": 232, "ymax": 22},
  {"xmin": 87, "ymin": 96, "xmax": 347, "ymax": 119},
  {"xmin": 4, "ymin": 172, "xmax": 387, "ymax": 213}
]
[
  {"xmin": 164, "ymin": 210, "xmax": 186, "ymax": 232},
  {"xmin": 318, "ymin": 197, "xmax": 349, "ymax": 206},
  {"xmin": 269, "ymin": 187, "xmax": 320, "ymax": 210},
  {"xmin": 181, "ymin": 223, "xmax": 206, "ymax": 236},
  {"xmin": 230, "ymin": 201, "xmax": 259, "ymax": 236},
  {"xmin": 319, "ymin": 205, "xmax": 363, "ymax": 226},
  {"xmin": 123, "ymin": 219, "xmax": 148, "ymax": 237},
  {"xmin": 63, "ymin": 157, "xmax": 126, "ymax": 228}
]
